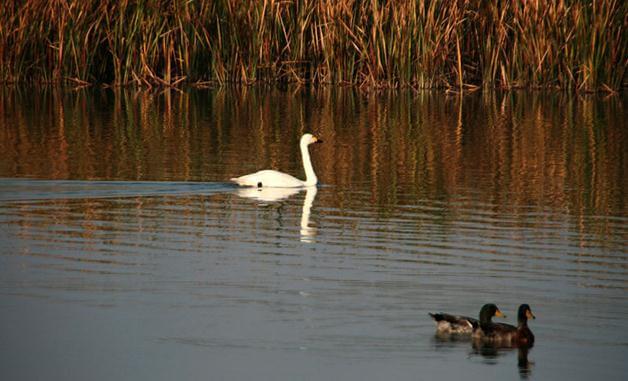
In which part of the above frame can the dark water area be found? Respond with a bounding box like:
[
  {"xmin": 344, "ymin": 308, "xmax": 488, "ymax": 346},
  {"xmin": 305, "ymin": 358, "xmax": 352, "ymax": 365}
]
[{"xmin": 0, "ymin": 87, "xmax": 626, "ymax": 380}]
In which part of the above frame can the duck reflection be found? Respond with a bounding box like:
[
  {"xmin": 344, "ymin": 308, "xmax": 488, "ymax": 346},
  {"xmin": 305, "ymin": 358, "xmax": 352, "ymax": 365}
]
[
  {"xmin": 431, "ymin": 333, "xmax": 533, "ymax": 379},
  {"xmin": 517, "ymin": 346, "xmax": 533, "ymax": 379},
  {"xmin": 471, "ymin": 341, "xmax": 533, "ymax": 379},
  {"xmin": 234, "ymin": 186, "xmax": 318, "ymax": 243}
]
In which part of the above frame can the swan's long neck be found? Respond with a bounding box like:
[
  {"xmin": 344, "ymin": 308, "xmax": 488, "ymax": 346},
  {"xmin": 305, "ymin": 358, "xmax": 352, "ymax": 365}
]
[{"xmin": 300, "ymin": 140, "xmax": 317, "ymax": 186}]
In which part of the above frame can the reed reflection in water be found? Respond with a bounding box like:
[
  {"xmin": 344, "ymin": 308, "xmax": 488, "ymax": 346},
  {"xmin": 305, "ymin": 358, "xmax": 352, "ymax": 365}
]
[
  {"xmin": 0, "ymin": 88, "xmax": 626, "ymax": 381},
  {"xmin": 1, "ymin": 88, "xmax": 625, "ymax": 216}
]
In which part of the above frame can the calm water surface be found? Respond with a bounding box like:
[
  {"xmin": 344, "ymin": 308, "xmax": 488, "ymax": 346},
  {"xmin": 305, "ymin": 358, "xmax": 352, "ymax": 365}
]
[{"xmin": 0, "ymin": 88, "xmax": 627, "ymax": 380}]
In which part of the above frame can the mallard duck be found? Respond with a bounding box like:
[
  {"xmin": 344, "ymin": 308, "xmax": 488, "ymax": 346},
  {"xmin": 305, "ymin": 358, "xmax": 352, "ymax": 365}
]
[
  {"xmin": 473, "ymin": 304, "xmax": 535, "ymax": 346},
  {"xmin": 429, "ymin": 303, "xmax": 505, "ymax": 335}
]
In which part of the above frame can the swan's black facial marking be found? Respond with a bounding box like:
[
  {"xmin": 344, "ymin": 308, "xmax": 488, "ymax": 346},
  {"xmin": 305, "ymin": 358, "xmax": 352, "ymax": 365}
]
[{"xmin": 257, "ymin": 182, "xmax": 263, "ymax": 188}]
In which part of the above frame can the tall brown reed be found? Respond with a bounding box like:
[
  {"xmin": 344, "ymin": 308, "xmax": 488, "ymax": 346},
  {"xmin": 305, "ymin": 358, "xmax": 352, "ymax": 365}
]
[{"xmin": 0, "ymin": 0, "xmax": 625, "ymax": 91}]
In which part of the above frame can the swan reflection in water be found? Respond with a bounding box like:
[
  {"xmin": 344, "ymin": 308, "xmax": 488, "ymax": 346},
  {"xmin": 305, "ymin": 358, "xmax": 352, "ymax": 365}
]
[{"xmin": 234, "ymin": 186, "xmax": 318, "ymax": 243}]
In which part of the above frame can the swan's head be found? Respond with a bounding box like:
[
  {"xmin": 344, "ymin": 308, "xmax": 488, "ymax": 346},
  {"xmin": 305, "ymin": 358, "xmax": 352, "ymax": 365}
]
[{"xmin": 301, "ymin": 133, "xmax": 323, "ymax": 145}]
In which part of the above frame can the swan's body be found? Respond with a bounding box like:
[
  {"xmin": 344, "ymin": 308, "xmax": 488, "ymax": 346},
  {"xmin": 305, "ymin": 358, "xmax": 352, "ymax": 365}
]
[
  {"xmin": 232, "ymin": 170, "xmax": 306, "ymax": 188},
  {"xmin": 230, "ymin": 134, "xmax": 322, "ymax": 188}
]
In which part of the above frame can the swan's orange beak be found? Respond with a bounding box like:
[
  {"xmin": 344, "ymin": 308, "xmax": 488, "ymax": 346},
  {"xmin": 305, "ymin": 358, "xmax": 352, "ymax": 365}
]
[{"xmin": 313, "ymin": 136, "xmax": 323, "ymax": 144}]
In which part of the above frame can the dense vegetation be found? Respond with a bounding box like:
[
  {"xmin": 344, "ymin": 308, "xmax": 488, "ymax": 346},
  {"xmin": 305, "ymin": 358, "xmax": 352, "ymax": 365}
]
[{"xmin": 1, "ymin": 0, "xmax": 625, "ymax": 91}]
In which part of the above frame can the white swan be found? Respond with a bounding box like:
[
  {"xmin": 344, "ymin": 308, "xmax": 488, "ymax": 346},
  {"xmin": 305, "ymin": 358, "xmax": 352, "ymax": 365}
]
[{"xmin": 230, "ymin": 133, "xmax": 322, "ymax": 188}]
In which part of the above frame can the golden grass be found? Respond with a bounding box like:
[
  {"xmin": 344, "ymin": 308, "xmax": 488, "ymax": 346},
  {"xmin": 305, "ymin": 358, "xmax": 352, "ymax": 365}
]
[{"xmin": 0, "ymin": 0, "xmax": 625, "ymax": 91}]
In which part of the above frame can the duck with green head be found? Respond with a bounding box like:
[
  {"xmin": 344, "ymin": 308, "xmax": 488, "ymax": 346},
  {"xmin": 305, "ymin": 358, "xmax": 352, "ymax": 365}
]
[{"xmin": 473, "ymin": 304, "xmax": 535, "ymax": 346}]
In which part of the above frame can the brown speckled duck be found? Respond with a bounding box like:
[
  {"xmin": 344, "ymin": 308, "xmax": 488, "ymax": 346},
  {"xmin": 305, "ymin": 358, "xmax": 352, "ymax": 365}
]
[{"xmin": 429, "ymin": 303, "xmax": 505, "ymax": 335}]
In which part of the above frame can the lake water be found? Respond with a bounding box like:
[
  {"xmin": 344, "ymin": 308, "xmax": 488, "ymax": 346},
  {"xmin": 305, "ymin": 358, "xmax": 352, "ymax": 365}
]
[{"xmin": 0, "ymin": 88, "xmax": 626, "ymax": 380}]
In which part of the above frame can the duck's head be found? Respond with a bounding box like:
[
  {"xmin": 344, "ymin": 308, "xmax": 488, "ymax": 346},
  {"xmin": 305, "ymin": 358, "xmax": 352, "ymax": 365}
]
[
  {"xmin": 517, "ymin": 304, "xmax": 535, "ymax": 324},
  {"xmin": 301, "ymin": 133, "xmax": 323, "ymax": 145},
  {"xmin": 479, "ymin": 303, "xmax": 505, "ymax": 324}
]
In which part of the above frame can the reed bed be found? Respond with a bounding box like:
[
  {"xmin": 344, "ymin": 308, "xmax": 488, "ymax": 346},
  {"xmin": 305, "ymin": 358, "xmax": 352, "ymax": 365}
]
[{"xmin": 1, "ymin": 0, "xmax": 625, "ymax": 91}]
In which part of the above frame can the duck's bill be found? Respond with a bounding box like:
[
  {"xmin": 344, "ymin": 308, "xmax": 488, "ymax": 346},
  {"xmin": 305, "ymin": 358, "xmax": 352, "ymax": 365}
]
[
  {"xmin": 526, "ymin": 309, "xmax": 536, "ymax": 319},
  {"xmin": 495, "ymin": 309, "xmax": 506, "ymax": 318}
]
